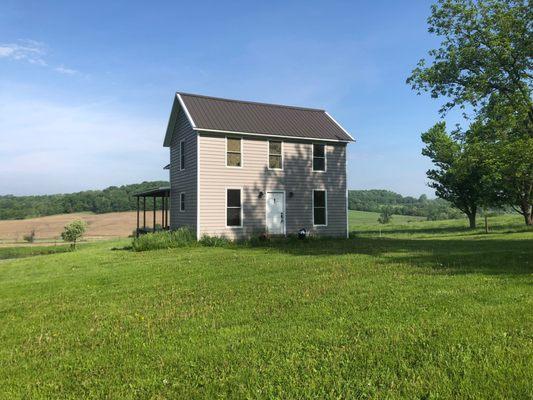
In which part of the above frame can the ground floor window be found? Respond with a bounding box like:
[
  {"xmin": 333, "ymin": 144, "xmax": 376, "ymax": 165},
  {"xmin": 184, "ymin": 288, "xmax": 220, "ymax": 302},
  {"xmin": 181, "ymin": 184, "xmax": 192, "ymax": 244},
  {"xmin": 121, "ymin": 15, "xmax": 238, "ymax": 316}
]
[
  {"xmin": 180, "ymin": 192, "xmax": 185, "ymax": 211},
  {"xmin": 226, "ymin": 189, "xmax": 242, "ymax": 227},
  {"xmin": 313, "ymin": 190, "xmax": 327, "ymax": 226}
]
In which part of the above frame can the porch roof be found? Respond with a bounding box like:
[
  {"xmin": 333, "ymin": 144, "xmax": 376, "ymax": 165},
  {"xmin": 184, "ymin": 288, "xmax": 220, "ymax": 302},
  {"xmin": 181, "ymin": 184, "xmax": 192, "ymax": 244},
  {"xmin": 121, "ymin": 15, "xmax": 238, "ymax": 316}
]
[{"xmin": 133, "ymin": 187, "xmax": 170, "ymax": 197}]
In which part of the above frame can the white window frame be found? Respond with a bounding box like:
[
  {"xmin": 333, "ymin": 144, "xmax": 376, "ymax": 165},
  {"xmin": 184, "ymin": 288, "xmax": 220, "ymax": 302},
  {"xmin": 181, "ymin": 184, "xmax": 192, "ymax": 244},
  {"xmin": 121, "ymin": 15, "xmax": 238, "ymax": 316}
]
[
  {"xmin": 179, "ymin": 192, "xmax": 186, "ymax": 212},
  {"xmin": 312, "ymin": 143, "xmax": 327, "ymax": 172},
  {"xmin": 225, "ymin": 187, "xmax": 243, "ymax": 228},
  {"xmin": 225, "ymin": 136, "xmax": 243, "ymax": 168},
  {"xmin": 312, "ymin": 189, "xmax": 328, "ymax": 226},
  {"xmin": 180, "ymin": 140, "xmax": 185, "ymax": 170},
  {"xmin": 267, "ymin": 140, "xmax": 283, "ymax": 170}
]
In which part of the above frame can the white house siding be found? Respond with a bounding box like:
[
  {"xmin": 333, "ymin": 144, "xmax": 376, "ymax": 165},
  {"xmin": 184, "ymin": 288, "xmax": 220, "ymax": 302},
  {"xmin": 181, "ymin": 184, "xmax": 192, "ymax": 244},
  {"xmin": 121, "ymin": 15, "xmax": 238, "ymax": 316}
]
[
  {"xmin": 169, "ymin": 109, "xmax": 197, "ymax": 233},
  {"xmin": 198, "ymin": 132, "xmax": 347, "ymax": 239}
]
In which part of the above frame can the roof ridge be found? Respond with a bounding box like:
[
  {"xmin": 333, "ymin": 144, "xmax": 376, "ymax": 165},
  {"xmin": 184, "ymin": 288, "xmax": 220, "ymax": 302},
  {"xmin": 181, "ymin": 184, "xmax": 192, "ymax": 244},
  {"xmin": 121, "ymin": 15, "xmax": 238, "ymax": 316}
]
[{"xmin": 177, "ymin": 91, "xmax": 325, "ymax": 112}]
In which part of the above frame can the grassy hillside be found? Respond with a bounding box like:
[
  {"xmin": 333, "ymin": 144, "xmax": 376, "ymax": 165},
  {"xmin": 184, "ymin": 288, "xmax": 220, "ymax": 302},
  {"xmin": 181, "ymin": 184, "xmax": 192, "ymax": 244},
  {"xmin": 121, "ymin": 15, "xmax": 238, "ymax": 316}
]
[
  {"xmin": 0, "ymin": 216, "xmax": 531, "ymax": 399},
  {"xmin": 348, "ymin": 189, "xmax": 462, "ymax": 220},
  {"xmin": 349, "ymin": 210, "xmax": 426, "ymax": 226}
]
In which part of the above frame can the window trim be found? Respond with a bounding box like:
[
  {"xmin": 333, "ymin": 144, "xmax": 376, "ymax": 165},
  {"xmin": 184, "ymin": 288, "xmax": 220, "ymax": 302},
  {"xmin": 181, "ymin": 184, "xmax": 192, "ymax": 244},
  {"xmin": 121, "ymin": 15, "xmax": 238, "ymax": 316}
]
[
  {"xmin": 225, "ymin": 136, "xmax": 243, "ymax": 168},
  {"xmin": 312, "ymin": 189, "xmax": 328, "ymax": 227},
  {"xmin": 312, "ymin": 143, "xmax": 327, "ymax": 172},
  {"xmin": 179, "ymin": 192, "xmax": 186, "ymax": 212},
  {"xmin": 180, "ymin": 140, "xmax": 185, "ymax": 170},
  {"xmin": 267, "ymin": 140, "xmax": 283, "ymax": 170},
  {"xmin": 225, "ymin": 187, "xmax": 243, "ymax": 228}
]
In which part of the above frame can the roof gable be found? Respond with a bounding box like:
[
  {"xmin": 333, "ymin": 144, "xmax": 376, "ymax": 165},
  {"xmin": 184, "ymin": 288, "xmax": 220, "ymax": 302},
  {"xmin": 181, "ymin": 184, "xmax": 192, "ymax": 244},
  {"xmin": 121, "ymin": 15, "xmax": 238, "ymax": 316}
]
[{"xmin": 164, "ymin": 92, "xmax": 354, "ymax": 146}]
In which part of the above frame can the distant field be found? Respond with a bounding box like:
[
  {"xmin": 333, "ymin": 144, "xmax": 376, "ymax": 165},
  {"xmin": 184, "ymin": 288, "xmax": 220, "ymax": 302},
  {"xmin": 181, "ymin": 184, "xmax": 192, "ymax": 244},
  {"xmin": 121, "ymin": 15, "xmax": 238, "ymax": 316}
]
[
  {"xmin": 349, "ymin": 210, "xmax": 426, "ymax": 226},
  {"xmin": 1, "ymin": 209, "xmax": 519, "ymax": 245},
  {"xmin": 1, "ymin": 209, "xmax": 426, "ymax": 244},
  {"xmin": 0, "ymin": 211, "xmax": 153, "ymax": 244}
]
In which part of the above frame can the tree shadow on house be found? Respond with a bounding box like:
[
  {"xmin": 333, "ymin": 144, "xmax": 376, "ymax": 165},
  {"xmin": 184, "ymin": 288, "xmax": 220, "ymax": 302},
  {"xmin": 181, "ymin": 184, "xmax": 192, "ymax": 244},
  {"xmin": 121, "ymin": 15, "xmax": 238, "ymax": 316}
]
[{"xmin": 239, "ymin": 139, "xmax": 346, "ymax": 238}]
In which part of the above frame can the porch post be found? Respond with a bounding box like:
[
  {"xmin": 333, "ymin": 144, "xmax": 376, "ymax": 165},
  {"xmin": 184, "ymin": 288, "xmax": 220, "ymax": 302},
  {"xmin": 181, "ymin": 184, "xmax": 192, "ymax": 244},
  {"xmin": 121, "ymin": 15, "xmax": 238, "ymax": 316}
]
[
  {"xmin": 165, "ymin": 195, "xmax": 168, "ymax": 228},
  {"xmin": 161, "ymin": 196, "xmax": 165, "ymax": 229},
  {"xmin": 143, "ymin": 196, "xmax": 146, "ymax": 230},
  {"xmin": 153, "ymin": 196, "xmax": 156, "ymax": 232},
  {"xmin": 136, "ymin": 196, "xmax": 140, "ymax": 237}
]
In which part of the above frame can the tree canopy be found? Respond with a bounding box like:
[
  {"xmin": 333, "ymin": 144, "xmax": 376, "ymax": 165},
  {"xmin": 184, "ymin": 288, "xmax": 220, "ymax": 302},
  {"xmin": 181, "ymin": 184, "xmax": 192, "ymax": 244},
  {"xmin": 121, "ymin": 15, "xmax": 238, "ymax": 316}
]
[{"xmin": 408, "ymin": 0, "xmax": 532, "ymax": 226}]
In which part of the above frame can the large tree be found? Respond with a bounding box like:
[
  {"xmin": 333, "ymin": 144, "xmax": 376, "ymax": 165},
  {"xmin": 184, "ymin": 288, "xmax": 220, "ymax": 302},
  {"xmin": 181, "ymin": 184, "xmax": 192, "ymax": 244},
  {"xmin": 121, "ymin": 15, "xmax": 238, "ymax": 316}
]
[
  {"xmin": 421, "ymin": 122, "xmax": 495, "ymax": 228},
  {"xmin": 472, "ymin": 96, "xmax": 533, "ymax": 224},
  {"xmin": 407, "ymin": 0, "xmax": 532, "ymax": 122},
  {"xmin": 408, "ymin": 0, "xmax": 532, "ymax": 224}
]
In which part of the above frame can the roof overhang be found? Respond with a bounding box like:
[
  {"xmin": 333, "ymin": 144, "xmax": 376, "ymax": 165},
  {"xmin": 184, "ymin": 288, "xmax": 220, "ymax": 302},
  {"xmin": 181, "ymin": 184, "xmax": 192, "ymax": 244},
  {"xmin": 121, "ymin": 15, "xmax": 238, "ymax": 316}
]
[
  {"xmin": 163, "ymin": 93, "xmax": 197, "ymax": 147},
  {"xmin": 133, "ymin": 187, "xmax": 171, "ymax": 197},
  {"xmin": 195, "ymin": 127, "xmax": 352, "ymax": 143},
  {"xmin": 163, "ymin": 92, "xmax": 355, "ymax": 146}
]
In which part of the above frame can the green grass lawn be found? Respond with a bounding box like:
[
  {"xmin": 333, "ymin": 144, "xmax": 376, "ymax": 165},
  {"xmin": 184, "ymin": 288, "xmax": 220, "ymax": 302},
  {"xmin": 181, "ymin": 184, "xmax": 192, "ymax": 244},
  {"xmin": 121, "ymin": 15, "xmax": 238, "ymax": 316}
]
[
  {"xmin": 0, "ymin": 215, "xmax": 532, "ymax": 399},
  {"xmin": 349, "ymin": 209, "xmax": 426, "ymax": 226},
  {"xmin": 0, "ymin": 244, "xmax": 73, "ymax": 260}
]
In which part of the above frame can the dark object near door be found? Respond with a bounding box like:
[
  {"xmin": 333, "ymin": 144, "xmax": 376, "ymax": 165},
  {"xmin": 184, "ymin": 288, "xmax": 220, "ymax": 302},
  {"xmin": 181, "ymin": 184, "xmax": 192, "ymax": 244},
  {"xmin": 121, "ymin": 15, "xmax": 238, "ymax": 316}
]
[{"xmin": 298, "ymin": 228, "xmax": 308, "ymax": 239}]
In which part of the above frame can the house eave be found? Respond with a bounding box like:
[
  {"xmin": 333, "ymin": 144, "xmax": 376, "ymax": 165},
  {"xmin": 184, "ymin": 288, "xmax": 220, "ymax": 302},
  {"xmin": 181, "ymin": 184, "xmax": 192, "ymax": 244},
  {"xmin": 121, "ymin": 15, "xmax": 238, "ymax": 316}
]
[
  {"xmin": 163, "ymin": 93, "xmax": 197, "ymax": 147},
  {"xmin": 194, "ymin": 127, "xmax": 353, "ymax": 143}
]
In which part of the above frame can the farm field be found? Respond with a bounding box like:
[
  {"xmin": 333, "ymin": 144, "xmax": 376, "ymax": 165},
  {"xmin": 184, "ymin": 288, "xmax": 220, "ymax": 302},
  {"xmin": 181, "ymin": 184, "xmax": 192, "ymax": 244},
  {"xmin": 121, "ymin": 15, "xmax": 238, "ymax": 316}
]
[
  {"xmin": 0, "ymin": 210, "xmax": 426, "ymax": 246},
  {"xmin": 0, "ymin": 211, "xmax": 145, "ymax": 245},
  {"xmin": 0, "ymin": 214, "xmax": 531, "ymax": 399}
]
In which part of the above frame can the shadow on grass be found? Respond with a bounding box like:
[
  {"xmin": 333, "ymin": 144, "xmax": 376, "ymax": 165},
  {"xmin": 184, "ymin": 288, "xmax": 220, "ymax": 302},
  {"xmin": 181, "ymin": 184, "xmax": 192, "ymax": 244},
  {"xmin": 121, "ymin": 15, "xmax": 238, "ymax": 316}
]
[
  {"xmin": 356, "ymin": 223, "xmax": 532, "ymax": 237},
  {"xmin": 247, "ymin": 236, "xmax": 533, "ymax": 276}
]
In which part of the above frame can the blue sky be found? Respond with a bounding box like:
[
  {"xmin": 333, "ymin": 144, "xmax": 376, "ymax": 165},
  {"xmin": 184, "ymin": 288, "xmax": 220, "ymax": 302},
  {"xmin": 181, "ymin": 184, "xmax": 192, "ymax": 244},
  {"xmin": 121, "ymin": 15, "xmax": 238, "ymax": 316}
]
[{"xmin": 0, "ymin": 0, "xmax": 462, "ymax": 197}]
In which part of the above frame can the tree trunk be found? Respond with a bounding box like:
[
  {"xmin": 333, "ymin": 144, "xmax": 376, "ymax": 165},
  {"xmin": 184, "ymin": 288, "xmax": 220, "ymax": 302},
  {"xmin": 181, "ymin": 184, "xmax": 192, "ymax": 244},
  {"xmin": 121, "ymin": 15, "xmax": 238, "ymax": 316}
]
[
  {"xmin": 467, "ymin": 212, "xmax": 476, "ymax": 229},
  {"xmin": 523, "ymin": 209, "xmax": 532, "ymax": 226},
  {"xmin": 519, "ymin": 199, "xmax": 532, "ymax": 225}
]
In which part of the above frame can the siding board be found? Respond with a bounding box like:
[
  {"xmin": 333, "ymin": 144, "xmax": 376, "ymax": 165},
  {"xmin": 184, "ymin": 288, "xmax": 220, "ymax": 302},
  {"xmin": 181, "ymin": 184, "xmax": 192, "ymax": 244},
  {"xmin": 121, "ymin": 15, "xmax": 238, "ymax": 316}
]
[
  {"xmin": 198, "ymin": 133, "xmax": 347, "ymax": 239},
  {"xmin": 169, "ymin": 110, "xmax": 197, "ymax": 234}
]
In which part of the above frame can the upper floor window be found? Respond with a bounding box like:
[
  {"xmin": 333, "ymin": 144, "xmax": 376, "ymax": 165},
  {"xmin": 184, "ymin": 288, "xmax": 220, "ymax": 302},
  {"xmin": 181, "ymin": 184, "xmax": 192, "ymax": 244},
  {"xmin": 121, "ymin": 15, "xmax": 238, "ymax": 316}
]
[
  {"xmin": 180, "ymin": 141, "xmax": 185, "ymax": 170},
  {"xmin": 227, "ymin": 137, "xmax": 242, "ymax": 167},
  {"xmin": 313, "ymin": 144, "xmax": 326, "ymax": 171},
  {"xmin": 268, "ymin": 141, "xmax": 282, "ymax": 170}
]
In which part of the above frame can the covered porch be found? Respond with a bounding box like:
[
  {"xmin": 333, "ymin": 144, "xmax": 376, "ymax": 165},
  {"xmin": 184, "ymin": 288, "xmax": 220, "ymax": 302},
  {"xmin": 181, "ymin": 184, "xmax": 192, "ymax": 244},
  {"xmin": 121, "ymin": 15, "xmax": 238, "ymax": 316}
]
[{"xmin": 133, "ymin": 187, "xmax": 170, "ymax": 237}]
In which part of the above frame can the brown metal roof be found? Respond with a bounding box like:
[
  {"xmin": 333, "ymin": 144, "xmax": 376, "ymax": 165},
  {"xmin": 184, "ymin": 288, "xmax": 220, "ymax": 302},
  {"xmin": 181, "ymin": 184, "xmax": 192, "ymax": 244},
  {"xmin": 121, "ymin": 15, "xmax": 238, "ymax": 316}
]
[{"xmin": 178, "ymin": 92, "xmax": 354, "ymax": 142}]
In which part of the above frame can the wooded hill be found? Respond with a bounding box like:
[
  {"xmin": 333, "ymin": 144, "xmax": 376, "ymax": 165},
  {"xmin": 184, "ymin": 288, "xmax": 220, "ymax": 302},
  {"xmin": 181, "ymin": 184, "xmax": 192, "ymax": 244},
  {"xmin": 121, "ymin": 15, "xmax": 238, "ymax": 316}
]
[
  {"xmin": 0, "ymin": 181, "xmax": 168, "ymax": 220},
  {"xmin": 1, "ymin": 184, "xmax": 462, "ymax": 221}
]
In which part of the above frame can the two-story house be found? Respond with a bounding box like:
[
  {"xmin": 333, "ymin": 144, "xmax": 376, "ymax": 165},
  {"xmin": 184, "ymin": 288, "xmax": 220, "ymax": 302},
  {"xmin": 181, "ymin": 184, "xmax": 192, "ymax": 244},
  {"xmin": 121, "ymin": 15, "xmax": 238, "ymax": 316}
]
[{"xmin": 163, "ymin": 92, "xmax": 354, "ymax": 240}]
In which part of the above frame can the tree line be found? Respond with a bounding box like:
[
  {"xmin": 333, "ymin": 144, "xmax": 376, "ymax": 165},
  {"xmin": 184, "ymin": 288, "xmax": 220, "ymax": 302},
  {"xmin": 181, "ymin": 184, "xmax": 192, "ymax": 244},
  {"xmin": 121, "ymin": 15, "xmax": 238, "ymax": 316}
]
[
  {"xmin": 348, "ymin": 190, "xmax": 463, "ymax": 220},
  {"xmin": 408, "ymin": 0, "xmax": 532, "ymax": 227},
  {"xmin": 0, "ymin": 181, "xmax": 168, "ymax": 220}
]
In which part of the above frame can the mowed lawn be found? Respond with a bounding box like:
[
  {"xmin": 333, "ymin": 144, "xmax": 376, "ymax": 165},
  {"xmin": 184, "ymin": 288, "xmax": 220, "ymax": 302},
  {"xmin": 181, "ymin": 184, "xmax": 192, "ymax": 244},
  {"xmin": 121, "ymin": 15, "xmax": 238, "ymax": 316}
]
[{"xmin": 0, "ymin": 214, "xmax": 532, "ymax": 399}]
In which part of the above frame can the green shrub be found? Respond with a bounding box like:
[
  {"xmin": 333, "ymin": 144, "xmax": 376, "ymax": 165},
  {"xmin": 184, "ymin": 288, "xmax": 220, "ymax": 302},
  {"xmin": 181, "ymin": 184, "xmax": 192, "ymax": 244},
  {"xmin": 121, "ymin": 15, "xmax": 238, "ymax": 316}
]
[
  {"xmin": 23, "ymin": 230, "xmax": 36, "ymax": 243},
  {"xmin": 199, "ymin": 235, "xmax": 232, "ymax": 247},
  {"xmin": 132, "ymin": 228, "xmax": 196, "ymax": 251},
  {"xmin": 61, "ymin": 220, "xmax": 87, "ymax": 249},
  {"xmin": 378, "ymin": 206, "xmax": 393, "ymax": 224}
]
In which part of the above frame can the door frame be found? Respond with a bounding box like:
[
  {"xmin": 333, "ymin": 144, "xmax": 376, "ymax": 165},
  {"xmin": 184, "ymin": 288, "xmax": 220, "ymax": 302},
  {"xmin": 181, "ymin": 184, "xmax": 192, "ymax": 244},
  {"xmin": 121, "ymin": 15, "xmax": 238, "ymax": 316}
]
[{"xmin": 265, "ymin": 190, "xmax": 286, "ymax": 236}]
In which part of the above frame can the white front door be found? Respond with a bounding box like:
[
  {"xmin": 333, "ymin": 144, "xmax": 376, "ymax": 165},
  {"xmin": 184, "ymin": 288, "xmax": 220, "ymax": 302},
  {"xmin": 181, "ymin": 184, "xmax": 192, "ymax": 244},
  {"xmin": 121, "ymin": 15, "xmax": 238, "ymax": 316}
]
[{"xmin": 266, "ymin": 191, "xmax": 285, "ymax": 235}]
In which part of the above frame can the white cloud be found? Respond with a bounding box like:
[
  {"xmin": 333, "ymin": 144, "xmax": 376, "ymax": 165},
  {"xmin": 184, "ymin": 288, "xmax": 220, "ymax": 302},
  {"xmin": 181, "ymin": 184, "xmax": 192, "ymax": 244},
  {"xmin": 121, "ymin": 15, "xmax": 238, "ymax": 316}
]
[
  {"xmin": 54, "ymin": 65, "xmax": 78, "ymax": 75},
  {"xmin": 0, "ymin": 39, "xmax": 81, "ymax": 76},
  {"xmin": 0, "ymin": 39, "xmax": 47, "ymax": 66},
  {"xmin": 0, "ymin": 92, "xmax": 168, "ymax": 195}
]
